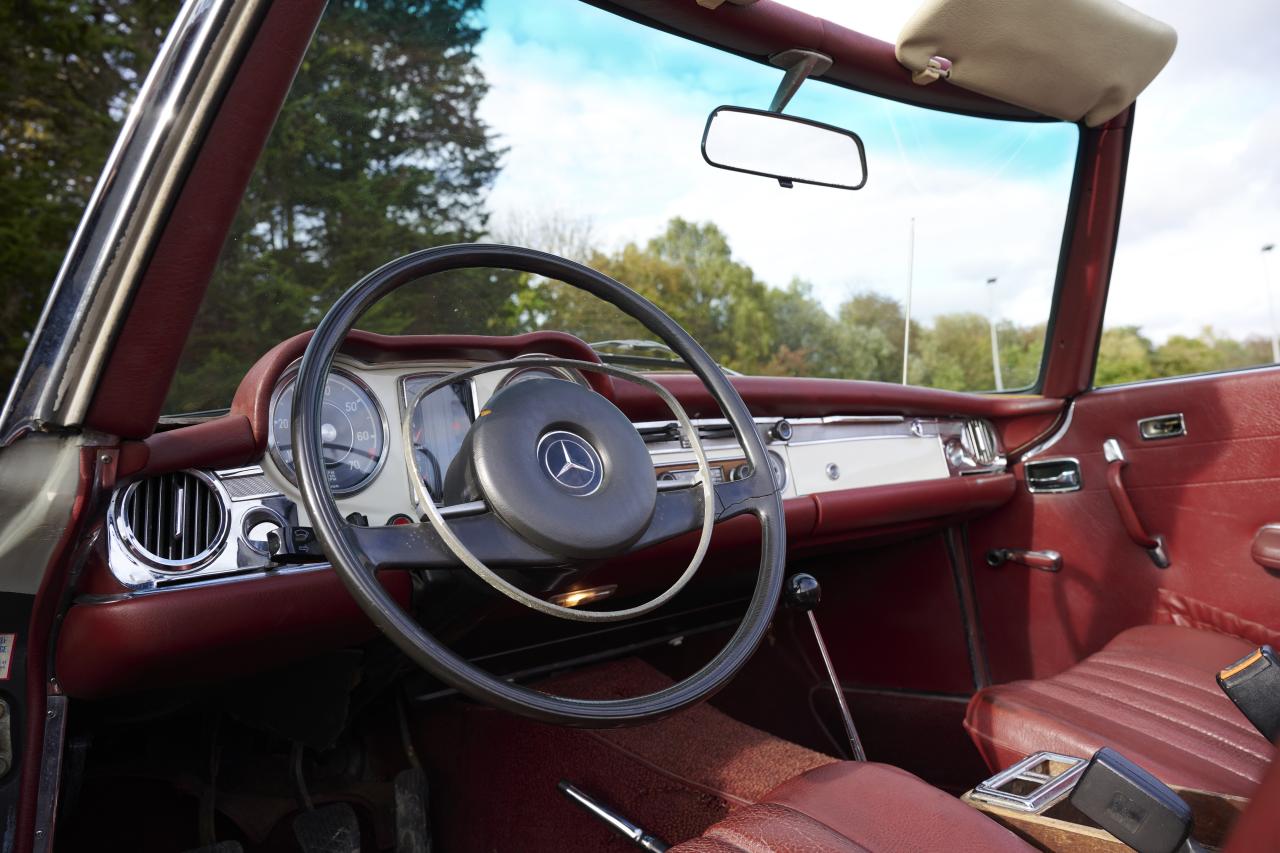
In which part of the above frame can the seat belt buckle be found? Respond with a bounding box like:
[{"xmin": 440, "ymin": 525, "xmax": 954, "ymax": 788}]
[
  {"xmin": 1217, "ymin": 644, "xmax": 1280, "ymax": 742},
  {"xmin": 1068, "ymin": 747, "xmax": 1194, "ymax": 853}
]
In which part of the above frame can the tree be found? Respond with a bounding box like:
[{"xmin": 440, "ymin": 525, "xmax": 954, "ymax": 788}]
[
  {"xmin": 1152, "ymin": 329, "xmax": 1225, "ymax": 378},
  {"xmin": 1095, "ymin": 326, "xmax": 1155, "ymax": 385},
  {"xmin": 515, "ymin": 218, "xmax": 780, "ymax": 372},
  {"xmin": 913, "ymin": 313, "xmax": 998, "ymax": 391},
  {"xmin": 832, "ymin": 293, "xmax": 918, "ymax": 384},
  {"xmin": 166, "ymin": 0, "xmax": 509, "ymax": 412},
  {"xmin": 0, "ymin": 0, "xmax": 176, "ymax": 393}
]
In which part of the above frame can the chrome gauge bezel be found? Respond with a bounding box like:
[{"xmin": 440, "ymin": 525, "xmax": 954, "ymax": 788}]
[
  {"xmin": 399, "ymin": 370, "xmax": 480, "ymax": 509},
  {"xmin": 267, "ymin": 363, "xmax": 389, "ymax": 497}
]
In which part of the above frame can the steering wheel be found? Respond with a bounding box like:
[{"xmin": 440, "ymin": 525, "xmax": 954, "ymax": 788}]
[{"xmin": 292, "ymin": 245, "xmax": 785, "ymax": 726}]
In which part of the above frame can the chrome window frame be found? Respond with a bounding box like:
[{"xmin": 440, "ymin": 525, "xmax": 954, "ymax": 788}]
[{"xmin": 0, "ymin": 0, "xmax": 271, "ymax": 445}]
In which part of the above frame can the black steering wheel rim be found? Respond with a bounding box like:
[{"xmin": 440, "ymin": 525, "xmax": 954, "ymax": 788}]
[{"xmin": 293, "ymin": 244, "xmax": 786, "ymax": 727}]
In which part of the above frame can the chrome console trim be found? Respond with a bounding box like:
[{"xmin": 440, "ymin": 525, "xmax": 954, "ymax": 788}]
[
  {"xmin": 1, "ymin": 0, "xmax": 272, "ymax": 444},
  {"xmin": 971, "ymin": 752, "xmax": 1087, "ymax": 813}
]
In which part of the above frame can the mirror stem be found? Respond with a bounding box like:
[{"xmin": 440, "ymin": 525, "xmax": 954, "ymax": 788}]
[{"xmin": 767, "ymin": 49, "xmax": 832, "ymax": 113}]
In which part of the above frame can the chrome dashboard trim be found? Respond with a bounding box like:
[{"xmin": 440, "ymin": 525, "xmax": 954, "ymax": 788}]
[
  {"xmin": 78, "ymin": 561, "xmax": 332, "ymax": 604},
  {"xmin": 1020, "ymin": 401, "xmax": 1076, "ymax": 462},
  {"xmin": 1, "ymin": 0, "xmax": 272, "ymax": 444},
  {"xmin": 110, "ymin": 468, "xmax": 230, "ymax": 573}
]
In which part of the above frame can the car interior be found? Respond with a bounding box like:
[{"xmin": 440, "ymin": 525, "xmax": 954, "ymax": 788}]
[{"xmin": 0, "ymin": 0, "xmax": 1277, "ymax": 851}]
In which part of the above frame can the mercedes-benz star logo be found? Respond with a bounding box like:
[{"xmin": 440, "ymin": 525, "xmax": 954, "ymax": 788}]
[{"xmin": 538, "ymin": 430, "xmax": 604, "ymax": 496}]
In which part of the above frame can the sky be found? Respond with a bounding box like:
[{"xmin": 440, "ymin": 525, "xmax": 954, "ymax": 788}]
[{"xmin": 473, "ymin": 0, "xmax": 1280, "ymax": 345}]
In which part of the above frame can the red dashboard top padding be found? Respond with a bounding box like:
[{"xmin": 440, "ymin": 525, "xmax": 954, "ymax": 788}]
[
  {"xmin": 56, "ymin": 568, "xmax": 412, "ymax": 699},
  {"xmin": 122, "ymin": 329, "xmax": 606, "ymax": 476},
  {"xmin": 613, "ymin": 374, "xmax": 1063, "ymax": 422}
]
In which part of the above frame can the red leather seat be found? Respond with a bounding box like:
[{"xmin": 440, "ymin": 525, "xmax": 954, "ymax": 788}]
[
  {"xmin": 965, "ymin": 625, "xmax": 1276, "ymax": 797},
  {"xmin": 670, "ymin": 761, "xmax": 1031, "ymax": 852}
]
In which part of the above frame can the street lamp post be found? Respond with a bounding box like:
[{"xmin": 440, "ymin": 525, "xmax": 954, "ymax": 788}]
[
  {"xmin": 987, "ymin": 276, "xmax": 1004, "ymax": 391},
  {"xmin": 1263, "ymin": 244, "xmax": 1279, "ymax": 364}
]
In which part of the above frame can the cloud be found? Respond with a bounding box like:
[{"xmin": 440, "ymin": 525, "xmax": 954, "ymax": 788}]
[
  {"xmin": 476, "ymin": 0, "xmax": 1279, "ymax": 349},
  {"xmin": 787, "ymin": 0, "xmax": 1280, "ymax": 344}
]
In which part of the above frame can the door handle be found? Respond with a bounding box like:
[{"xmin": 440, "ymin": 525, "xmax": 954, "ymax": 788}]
[
  {"xmin": 1024, "ymin": 458, "xmax": 1082, "ymax": 493},
  {"xmin": 986, "ymin": 548, "xmax": 1063, "ymax": 572},
  {"xmin": 1103, "ymin": 439, "xmax": 1170, "ymax": 568}
]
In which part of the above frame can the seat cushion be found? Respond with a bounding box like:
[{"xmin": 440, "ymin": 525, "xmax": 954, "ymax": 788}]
[
  {"xmin": 671, "ymin": 762, "xmax": 1031, "ymax": 852},
  {"xmin": 966, "ymin": 625, "xmax": 1275, "ymax": 797}
]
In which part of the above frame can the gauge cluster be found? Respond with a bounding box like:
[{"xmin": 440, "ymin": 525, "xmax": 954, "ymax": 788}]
[
  {"xmin": 259, "ymin": 357, "xmax": 589, "ymax": 520},
  {"xmin": 403, "ymin": 374, "xmax": 476, "ymax": 502}
]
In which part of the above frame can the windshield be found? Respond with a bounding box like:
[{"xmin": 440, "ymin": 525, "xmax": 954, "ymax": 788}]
[{"xmin": 163, "ymin": 0, "xmax": 1079, "ymax": 414}]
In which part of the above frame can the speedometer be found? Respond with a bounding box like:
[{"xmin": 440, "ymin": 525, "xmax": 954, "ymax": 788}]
[{"xmin": 269, "ymin": 369, "xmax": 386, "ymax": 495}]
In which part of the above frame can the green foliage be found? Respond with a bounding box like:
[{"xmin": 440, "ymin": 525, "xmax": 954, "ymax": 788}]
[
  {"xmin": 164, "ymin": 0, "xmax": 514, "ymax": 412},
  {"xmin": 4, "ymin": 2, "xmax": 1275, "ymax": 409},
  {"xmin": 0, "ymin": 0, "xmax": 176, "ymax": 391}
]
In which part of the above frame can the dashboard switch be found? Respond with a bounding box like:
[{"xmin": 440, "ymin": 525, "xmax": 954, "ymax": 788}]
[{"xmin": 771, "ymin": 419, "xmax": 793, "ymax": 442}]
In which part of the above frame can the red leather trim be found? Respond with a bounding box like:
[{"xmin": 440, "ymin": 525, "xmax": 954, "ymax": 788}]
[
  {"xmin": 612, "ymin": 374, "xmax": 1063, "ymax": 422},
  {"xmin": 599, "ymin": 0, "xmax": 1041, "ymax": 120},
  {"xmin": 1041, "ymin": 111, "xmax": 1132, "ymax": 398},
  {"xmin": 811, "ymin": 474, "xmax": 1015, "ymax": 536},
  {"xmin": 1105, "ymin": 459, "xmax": 1161, "ymax": 550},
  {"xmin": 1156, "ymin": 590, "xmax": 1280, "ymax": 650},
  {"xmin": 135, "ymin": 414, "xmax": 256, "ymax": 476},
  {"xmin": 84, "ymin": 0, "xmax": 328, "ymax": 438},
  {"xmin": 56, "ymin": 569, "xmax": 411, "ymax": 699},
  {"xmin": 19, "ymin": 448, "xmax": 101, "ymax": 853}
]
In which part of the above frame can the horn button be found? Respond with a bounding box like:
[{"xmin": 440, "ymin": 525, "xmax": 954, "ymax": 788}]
[{"xmin": 443, "ymin": 378, "xmax": 658, "ymax": 559}]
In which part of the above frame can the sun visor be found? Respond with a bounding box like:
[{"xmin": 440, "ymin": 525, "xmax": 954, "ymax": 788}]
[{"xmin": 896, "ymin": 0, "xmax": 1176, "ymax": 126}]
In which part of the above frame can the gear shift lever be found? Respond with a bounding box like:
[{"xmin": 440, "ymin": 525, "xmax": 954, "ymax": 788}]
[{"xmin": 785, "ymin": 573, "xmax": 867, "ymax": 762}]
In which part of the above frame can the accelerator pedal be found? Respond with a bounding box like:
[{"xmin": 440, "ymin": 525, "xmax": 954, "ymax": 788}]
[
  {"xmin": 394, "ymin": 767, "xmax": 432, "ymax": 853},
  {"xmin": 294, "ymin": 802, "xmax": 361, "ymax": 853}
]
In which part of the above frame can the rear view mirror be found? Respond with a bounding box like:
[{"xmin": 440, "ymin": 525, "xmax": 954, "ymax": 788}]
[{"xmin": 701, "ymin": 106, "xmax": 867, "ymax": 190}]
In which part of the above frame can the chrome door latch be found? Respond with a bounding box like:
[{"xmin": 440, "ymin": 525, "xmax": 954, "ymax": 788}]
[
  {"xmin": 1138, "ymin": 413, "xmax": 1186, "ymax": 440},
  {"xmin": 1024, "ymin": 458, "xmax": 1082, "ymax": 493},
  {"xmin": 986, "ymin": 549, "xmax": 1063, "ymax": 572}
]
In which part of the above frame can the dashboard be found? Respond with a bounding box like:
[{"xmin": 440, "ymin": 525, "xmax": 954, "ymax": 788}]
[
  {"xmin": 103, "ymin": 341, "xmax": 1007, "ymax": 592},
  {"xmin": 59, "ymin": 330, "xmax": 1037, "ymax": 699}
]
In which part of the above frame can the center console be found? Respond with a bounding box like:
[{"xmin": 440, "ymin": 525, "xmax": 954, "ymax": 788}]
[{"xmin": 964, "ymin": 752, "xmax": 1246, "ymax": 852}]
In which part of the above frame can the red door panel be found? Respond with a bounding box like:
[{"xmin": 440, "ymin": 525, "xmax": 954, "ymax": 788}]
[{"xmin": 969, "ymin": 366, "xmax": 1280, "ymax": 683}]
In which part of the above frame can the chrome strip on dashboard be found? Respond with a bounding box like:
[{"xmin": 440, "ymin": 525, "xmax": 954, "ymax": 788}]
[{"xmin": 1, "ymin": 0, "xmax": 272, "ymax": 444}]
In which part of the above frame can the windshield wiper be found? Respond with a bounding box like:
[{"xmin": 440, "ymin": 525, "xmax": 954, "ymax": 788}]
[{"xmin": 588, "ymin": 339, "xmax": 741, "ymax": 375}]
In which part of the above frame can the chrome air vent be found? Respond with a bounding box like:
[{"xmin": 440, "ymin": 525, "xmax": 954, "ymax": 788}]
[
  {"xmin": 114, "ymin": 471, "xmax": 228, "ymax": 573},
  {"xmin": 961, "ymin": 419, "xmax": 1000, "ymax": 467},
  {"xmin": 637, "ymin": 421, "xmax": 739, "ymax": 446}
]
